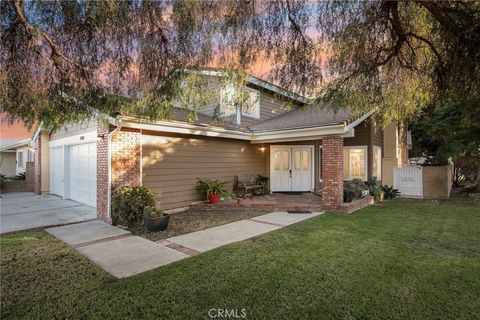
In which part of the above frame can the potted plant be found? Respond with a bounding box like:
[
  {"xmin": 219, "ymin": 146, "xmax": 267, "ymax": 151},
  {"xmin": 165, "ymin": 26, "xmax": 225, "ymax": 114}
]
[
  {"xmin": 196, "ymin": 178, "xmax": 230, "ymax": 204},
  {"xmin": 143, "ymin": 206, "xmax": 170, "ymax": 232}
]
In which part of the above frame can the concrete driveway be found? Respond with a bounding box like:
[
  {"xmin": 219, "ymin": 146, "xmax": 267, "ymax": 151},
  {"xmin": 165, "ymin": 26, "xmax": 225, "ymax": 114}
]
[{"xmin": 0, "ymin": 192, "xmax": 96, "ymax": 234}]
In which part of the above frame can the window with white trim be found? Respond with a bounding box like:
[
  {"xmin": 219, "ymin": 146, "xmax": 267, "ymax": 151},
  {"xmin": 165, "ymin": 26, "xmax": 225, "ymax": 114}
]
[
  {"xmin": 17, "ymin": 151, "xmax": 24, "ymax": 168},
  {"xmin": 242, "ymin": 87, "xmax": 260, "ymax": 118},
  {"xmin": 219, "ymin": 83, "xmax": 237, "ymax": 117},
  {"xmin": 373, "ymin": 146, "xmax": 382, "ymax": 180},
  {"xmin": 343, "ymin": 146, "xmax": 367, "ymax": 180}
]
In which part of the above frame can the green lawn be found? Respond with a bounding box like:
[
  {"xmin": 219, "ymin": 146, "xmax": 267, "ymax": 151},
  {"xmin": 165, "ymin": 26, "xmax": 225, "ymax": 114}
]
[{"xmin": 1, "ymin": 198, "xmax": 479, "ymax": 319}]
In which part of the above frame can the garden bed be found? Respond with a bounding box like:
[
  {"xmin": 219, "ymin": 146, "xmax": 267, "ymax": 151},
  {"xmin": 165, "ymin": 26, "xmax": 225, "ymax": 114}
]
[{"xmin": 128, "ymin": 209, "xmax": 266, "ymax": 241}]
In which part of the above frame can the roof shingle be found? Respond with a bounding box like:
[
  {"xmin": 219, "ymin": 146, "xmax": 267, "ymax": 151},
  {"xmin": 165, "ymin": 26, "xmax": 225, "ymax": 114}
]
[{"xmin": 247, "ymin": 106, "xmax": 354, "ymax": 132}]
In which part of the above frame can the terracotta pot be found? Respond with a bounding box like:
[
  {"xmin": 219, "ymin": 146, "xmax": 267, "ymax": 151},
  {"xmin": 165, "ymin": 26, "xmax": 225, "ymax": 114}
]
[{"xmin": 208, "ymin": 192, "xmax": 221, "ymax": 204}]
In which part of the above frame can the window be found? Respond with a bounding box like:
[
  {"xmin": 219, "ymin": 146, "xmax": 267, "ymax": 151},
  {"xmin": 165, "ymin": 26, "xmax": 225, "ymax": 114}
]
[
  {"xmin": 302, "ymin": 150, "xmax": 309, "ymax": 170},
  {"xmin": 343, "ymin": 146, "xmax": 367, "ymax": 180},
  {"xmin": 274, "ymin": 150, "xmax": 289, "ymax": 171},
  {"xmin": 17, "ymin": 151, "xmax": 24, "ymax": 168},
  {"xmin": 373, "ymin": 146, "xmax": 382, "ymax": 180},
  {"xmin": 219, "ymin": 83, "xmax": 237, "ymax": 117},
  {"xmin": 242, "ymin": 88, "xmax": 260, "ymax": 118}
]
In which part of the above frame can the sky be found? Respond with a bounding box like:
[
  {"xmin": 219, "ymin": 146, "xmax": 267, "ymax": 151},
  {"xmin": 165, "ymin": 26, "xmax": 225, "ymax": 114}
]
[{"xmin": 0, "ymin": 113, "xmax": 35, "ymax": 144}]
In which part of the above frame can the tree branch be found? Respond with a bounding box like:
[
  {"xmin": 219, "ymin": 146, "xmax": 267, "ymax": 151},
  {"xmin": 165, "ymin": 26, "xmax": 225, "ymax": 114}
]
[
  {"xmin": 417, "ymin": 1, "xmax": 450, "ymax": 27},
  {"xmin": 12, "ymin": 0, "xmax": 84, "ymax": 71},
  {"xmin": 405, "ymin": 32, "xmax": 444, "ymax": 66},
  {"xmin": 285, "ymin": 0, "xmax": 309, "ymax": 47}
]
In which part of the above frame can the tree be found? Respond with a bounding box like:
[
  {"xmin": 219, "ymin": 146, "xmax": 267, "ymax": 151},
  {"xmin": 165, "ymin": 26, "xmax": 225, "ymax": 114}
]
[
  {"xmin": 1, "ymin": 0, "xmax": 479, "ymax": 128},
  {"xmin": 410, "ymin": 101, "xmax": 480, "ymax": 189}
]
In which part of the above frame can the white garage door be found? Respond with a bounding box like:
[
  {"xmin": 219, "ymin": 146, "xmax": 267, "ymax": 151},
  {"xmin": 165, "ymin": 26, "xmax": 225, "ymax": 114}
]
[
  {"xmin": 69, "ymin": 143, "xmax": 97, "ymax": 207},
  {"xmin": 51, "ymin": 146, "xmax": 64, "ymax": 196}
]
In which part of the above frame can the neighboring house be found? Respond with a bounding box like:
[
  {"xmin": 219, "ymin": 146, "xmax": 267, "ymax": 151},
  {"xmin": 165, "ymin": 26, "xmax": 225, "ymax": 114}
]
[
  {"xmin": 31, "ymin": 69, "xmax": 408, "ymax": 219},
  {"xmin": 0, "ymin": 139, "xmax": 35, "ymax": 177}
]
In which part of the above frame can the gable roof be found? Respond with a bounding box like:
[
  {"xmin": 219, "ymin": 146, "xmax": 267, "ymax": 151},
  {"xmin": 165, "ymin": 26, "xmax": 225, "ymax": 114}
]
[
  {"xmin": 247, "ymin": 105, "xmax": 354, "ymax": 133},
  {"xmin": 185, "ymin": 68, "xmax": 308, "ymax": 105},
  {"xmin": 0, "ymin": 138, "xmax": 31, "ymax": 152}
]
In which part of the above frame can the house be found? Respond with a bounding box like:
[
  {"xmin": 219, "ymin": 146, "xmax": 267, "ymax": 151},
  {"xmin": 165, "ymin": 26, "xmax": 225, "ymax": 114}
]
[
  {"xmin": 0, "ymin": 139, "xmax": 35, "ymax": 177},
  {"xmin": 30, "ymin": 69, "xmax": 409, "ymax": 219}
]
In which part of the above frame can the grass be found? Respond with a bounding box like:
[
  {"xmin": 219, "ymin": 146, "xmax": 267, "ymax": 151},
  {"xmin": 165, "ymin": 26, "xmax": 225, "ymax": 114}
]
[
  {"xmin": 1, "ymin": 198, "xmax": 480, "ymax": 319},
  {"xmin": 129, "ymin": 209, "xmax": 266, "ymax": 241}
]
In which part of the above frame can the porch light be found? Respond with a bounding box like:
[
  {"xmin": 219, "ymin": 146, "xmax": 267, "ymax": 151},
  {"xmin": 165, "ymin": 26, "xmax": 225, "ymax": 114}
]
[{"xmin": 259, "ymin": 147, "xmax": 266, "ymax": 152}]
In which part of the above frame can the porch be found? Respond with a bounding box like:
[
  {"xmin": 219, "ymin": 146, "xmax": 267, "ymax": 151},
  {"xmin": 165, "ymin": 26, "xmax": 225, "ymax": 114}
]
[{"xmin": 192, "ymin": 192, "xmax": 323, "ymax": 211}]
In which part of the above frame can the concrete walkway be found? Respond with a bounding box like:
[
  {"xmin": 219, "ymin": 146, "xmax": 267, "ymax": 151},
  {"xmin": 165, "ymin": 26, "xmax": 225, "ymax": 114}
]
[
  {"xmin": 46, "ymin": 211, "xmax": 323, "ymax": 278},
  {"xmin": 47, "ymin": 221, "xmax": 189, "ymax": 278},
  {"xmin": 0, "ymin": 192, "xmax": 96, "ymax": 234}
]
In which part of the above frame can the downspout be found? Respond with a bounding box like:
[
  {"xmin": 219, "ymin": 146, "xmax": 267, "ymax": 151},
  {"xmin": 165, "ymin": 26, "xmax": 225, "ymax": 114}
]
[{"xmin": 107, "ymin": 120, "xmax": 122, "ymax": 219}]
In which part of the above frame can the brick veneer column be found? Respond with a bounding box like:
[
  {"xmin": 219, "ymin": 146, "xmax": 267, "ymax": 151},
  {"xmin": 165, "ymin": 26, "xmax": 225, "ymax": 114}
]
[
  {"xmin": 96, "ymin": 126, "xmax": 142, "ymax": 221},
  {"xmin": 97, "ymin": 125, "xmax": 110, "ymax": 220},
  {"xmin": 322, "ymin": 136, "xmax": 344, "ymax": 212},
  {"xmin": 111, "ymin": 128, "xmax": 142, "ymax": 188},
  {"xmin": 34, "ymin": 134, "xmax": 42, "ymax": 194}
]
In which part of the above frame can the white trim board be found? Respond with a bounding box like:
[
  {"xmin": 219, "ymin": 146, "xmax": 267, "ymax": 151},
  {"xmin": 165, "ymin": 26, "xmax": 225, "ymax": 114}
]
[{"xmin": 48, "ymin": 130, "xmax": 98, "ymax": 148}]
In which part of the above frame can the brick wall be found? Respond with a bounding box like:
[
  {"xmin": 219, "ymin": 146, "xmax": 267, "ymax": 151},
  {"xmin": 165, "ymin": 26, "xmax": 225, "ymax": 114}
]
[
  {"xmin": 96, "ymin": 126, "xmax": 142, "ymax": 220},
  {"xmin": 34, "ymin": 134, "xmax": 42, "ymax": 194},
  {"xmin": 111, "ymin": 128, "xmax": 141, "ymax": 188},
  {"xmin": 339, "ymin": 196, "xmax": 374, "ymax": 213},
  {"xmin": 322, "ymin": 136, "xmax": 344, "ymax": 211},
  {"xmin": 96, "ymin": 125, "xmax": 109, "ymax": 220}
]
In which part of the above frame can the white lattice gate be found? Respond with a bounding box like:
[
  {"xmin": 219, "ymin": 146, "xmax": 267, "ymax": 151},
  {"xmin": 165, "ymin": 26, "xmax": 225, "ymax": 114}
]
[{"xmin": 394, "ymin": 165, "xmax": 423, "ymax": 198}]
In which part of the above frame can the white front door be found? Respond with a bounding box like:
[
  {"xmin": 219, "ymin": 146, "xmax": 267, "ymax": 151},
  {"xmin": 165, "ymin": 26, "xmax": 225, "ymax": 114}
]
[
  {"xmin": 270, "ymin": 146, "xmax": 313, "ymax": 192},
  {"xmin": 51, "ymin": 146, "xmax": 64, "ymax": 196},
  {"xmin": 271, "ymin": 147, "xmax": 291, "ymax": 191},
  {"xmin": 69, "ymin": 142, "xmax": 97, "ymax": 207},
  {"xmin": 291, "ymin": 147, "xmax": 312, "ymax": 192}
]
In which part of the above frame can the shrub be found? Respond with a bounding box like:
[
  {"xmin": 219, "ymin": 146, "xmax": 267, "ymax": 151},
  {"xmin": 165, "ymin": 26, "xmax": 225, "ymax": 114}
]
[
  {"xmin": 380, "ymin": 185, "xmax": 400, "ymax": 199},
  {"xmin": 367, "ymin": 176, "xmax": 382, "ymax": 201},
  {"xmin": 15, "ymin": 172, "xmax": 26, "ymax": 180},
  {"xmin": 343, "ymin": 184, "xmax": 356, "ymax": 202},
  {"xmin": 196, "ymin": 178, "xmax": 230, "ymax": 199},
  {"xmin": 143, "ymin": 206, "xmax": 164, "ymax": 218},
  {"xmin": 344, "ymin": 179, "xmax": 368, "ymax": 201},
  {"xmin": 351, "ymin": 179, "xmax": 367, "ymax": 198},
  {"xmin": 111, "ymin": 186, "xmax": 155, "ymax": 225}
]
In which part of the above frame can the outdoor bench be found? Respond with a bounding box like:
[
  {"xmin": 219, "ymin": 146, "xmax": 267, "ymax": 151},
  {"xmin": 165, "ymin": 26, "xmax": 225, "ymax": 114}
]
[{"xmin": 234, "ymin": 174, "xmax": 264, "ymax": 198}]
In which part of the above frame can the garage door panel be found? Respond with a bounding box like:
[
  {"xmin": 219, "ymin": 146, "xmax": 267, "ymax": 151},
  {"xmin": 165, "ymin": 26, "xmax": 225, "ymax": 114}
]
[{"xmin": 69, "ymin": 143, "xmax": 97, "ymax": 207}]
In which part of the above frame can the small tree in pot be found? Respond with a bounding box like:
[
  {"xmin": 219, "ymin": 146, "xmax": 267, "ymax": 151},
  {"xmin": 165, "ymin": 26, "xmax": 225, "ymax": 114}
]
[
  {"xmin": 143, "ymin": 206, "xmax": 170, "ymax": 232},
  {"xmin": 196, "ymin": 178, "xmax": 230, "ymax": 204}
]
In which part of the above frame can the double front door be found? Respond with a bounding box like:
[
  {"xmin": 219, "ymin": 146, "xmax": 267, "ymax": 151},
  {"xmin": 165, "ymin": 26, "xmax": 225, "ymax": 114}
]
[{"xmin": 270, "ymin": 146, "xmax": 313, "ymax": 192}]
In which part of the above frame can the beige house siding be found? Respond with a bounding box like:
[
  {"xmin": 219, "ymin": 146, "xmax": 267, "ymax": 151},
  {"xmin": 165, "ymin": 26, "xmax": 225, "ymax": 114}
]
[
  {"xmin": 142, "ymin": 131, "xmax": 267, "ymax": 209},
  {"xmin": 50, "ymin": 118, "xmax": 97, "ymax": 141},
  {"xmin": 0, "ymin": 152, "xmax": 16, "ymax": 176},
  {"xmin": 371, "ymin": 125, "xmax": 383, "ymax": 147},
  {"xmin": 240, "ymin": 90, "xmax": 300, "ymax": 127},
  {"xmin": 344, "ymin": 121, "xmax": 370, "ymax": 146}
]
